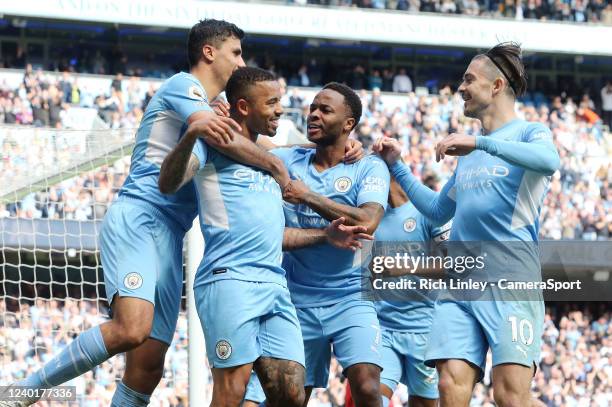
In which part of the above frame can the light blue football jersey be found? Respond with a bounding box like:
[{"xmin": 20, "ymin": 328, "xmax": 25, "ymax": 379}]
[
  {"xmin": 119, "ymin": 72, "xmax": 212, "ymax": 231},
  {"xmin": 273, "ymin": 147, "xmax": 390, "ymax": 308},
  {"xmin": 392, "ymin": 120, "xmax": 558, "ymax": 242},
  {"xmin": 192, "ymin": 140, "xmax": 286, "ymax": 288},
  {"xmin": 374, "ymin": 202, "xmax": 451, "ymax": 332}
]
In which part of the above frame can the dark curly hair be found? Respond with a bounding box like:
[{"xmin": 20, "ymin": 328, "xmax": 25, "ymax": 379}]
[
  {"xmin": 225, "ymin": 67, "xmax": 277, "ymax": 109},
  {"xmin": 187, "ymin": 19, "xmax": 244, "ymax": 68}
]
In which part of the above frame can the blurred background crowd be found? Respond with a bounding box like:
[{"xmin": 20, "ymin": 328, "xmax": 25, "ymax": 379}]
[
  {"xmin": 2, "ymin": 300, "xmax": 609, "ymax": 406},
  {"xmin": 1, "ymin": 66, "xmax": 610, "ymax": 240},
  {"xmin": 1, "ymin": 1, "xmax": 611, "ymax": 404},
  {"xmin": 281, "ymin": 0, "xmax": 612, "ymax": 24}
]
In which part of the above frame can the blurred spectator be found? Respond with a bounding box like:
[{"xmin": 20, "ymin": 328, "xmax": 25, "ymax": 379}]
[
  {"xmin": 288, "ymin": 0, "xmax": 612, "ymax": 23},
  {"xmin": 601, "ymin": 80, "xmax": 612, "ymax": 129},
  {"xmin": 392, "ymin": 68, "xmax": 413, "ymax": 93}
]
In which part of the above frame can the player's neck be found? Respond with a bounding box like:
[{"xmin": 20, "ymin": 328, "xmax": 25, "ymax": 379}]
[
  {"xmin": 190, "ymin": 66, "xmax": 222, "ymax": 101},
  {"xmin": 388, "ymin": 182, "xmax": 409, "ymax": 208},
  {"xmin": 479, "ymin": 101, "xmax": 518, "ymax": 135},
  {"xmin": 230, "ymin": 114, "xmax": 257, "ymax": 142},
  {"xmin": 313, "ymin": 142, "xmax": 345, "ymax": 171}
]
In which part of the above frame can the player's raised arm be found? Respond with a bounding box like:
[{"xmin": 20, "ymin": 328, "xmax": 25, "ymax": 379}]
[
  {"xmin": 374, "ymin": 137, "xmax": 456, "ymax": 225},
  {"xmin": 258, "ymin": 137, "xmax": 365, "ymax": 164},
  {"xmin": 283, "ymin": 217, "xmax": 374, "ymax": 251},
  {"xmin": 435, "ymin": 126, "xmax": 560, "ymax": 175},
  {"xmin": 205, "ymin": 134, "xmax": 291, "ymax": 190},
  {"xmin": 158, "ymin": 112, "xmax": 240, "ymax": 194}
]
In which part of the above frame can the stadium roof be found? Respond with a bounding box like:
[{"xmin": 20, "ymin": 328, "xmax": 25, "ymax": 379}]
[{"xmin": 2, "ymin": 0, "xmax": 612, "ymax": 55}]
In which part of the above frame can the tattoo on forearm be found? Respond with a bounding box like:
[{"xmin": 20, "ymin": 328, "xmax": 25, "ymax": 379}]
[{"xmin": 283, "ymin": 228, "xmax": 326, "ymax": 251}]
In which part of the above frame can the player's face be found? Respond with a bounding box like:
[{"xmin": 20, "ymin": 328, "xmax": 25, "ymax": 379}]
[
  {"xmin": 214, "ymin": 36, "xmax": 246, "ymax": 88},
  {"xmin": 307, "ymin": 89, "xmax": 352, "ymax": 144},
  {"xmin": 245, "ymin": 80, "xmax": 283, "ymax": 137},
  {"xmin": 458, "ymin": 58, "xmax": 494, "ymax": 119}
]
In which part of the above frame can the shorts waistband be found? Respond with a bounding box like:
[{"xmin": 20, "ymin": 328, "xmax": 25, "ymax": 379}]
[{"xmin": 115, "ymin": 196, "xmax": 187, "ymax": 233}]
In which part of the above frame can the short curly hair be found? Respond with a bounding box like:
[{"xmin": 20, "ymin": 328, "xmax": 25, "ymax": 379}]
[
  {"xmin": 225, "ymin": 67, "xmax": 277, "ymax": 108},
  {"xmin": 322, "ymin": 82, "xmax": 362, "ymax": 130}
]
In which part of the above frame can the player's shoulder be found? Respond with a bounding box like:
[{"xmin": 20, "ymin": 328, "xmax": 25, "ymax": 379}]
[
  {"xmin": 354, "ymin": 154, "xmax": 390, "ymax": 177},
  {"xmin": 522, "ymin": 120, "xmax": 552, "ymax": 142},
  {"xmin": 273, "ymin": 146, "xmax": 312, "ymax": 159},
  {"xmin": 356, "ymin": 153, "xmax": 388, "ymax": 169},
  {"xmin": 163, "ymin": 72, "xmax": 207, "ymax": 97}
]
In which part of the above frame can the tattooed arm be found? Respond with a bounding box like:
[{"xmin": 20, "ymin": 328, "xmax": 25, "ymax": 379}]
[
  {"xmin": 283, "ymin": 218, "xmax": 374, "ymax": 251},
  {"xmin": 158, "ymin": 130, "xmax": 202, "ymax": 194},
  {"xmin": 283, "ymin": 179, "xmax": 385, "ymax": 235}
]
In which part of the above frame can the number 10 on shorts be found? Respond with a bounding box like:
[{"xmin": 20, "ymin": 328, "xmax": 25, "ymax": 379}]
[{"xmin": 508, "ymin": 316, "xmax": 534, "ymax": 346}]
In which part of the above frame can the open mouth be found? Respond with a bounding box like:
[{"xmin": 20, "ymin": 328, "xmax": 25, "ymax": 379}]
[{"xmin": 307, "ymin": 124, "xmax": 322, "ymax": 136}]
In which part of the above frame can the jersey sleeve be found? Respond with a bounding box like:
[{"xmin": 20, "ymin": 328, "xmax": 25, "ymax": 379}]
[
  {"xmin": 356, "ymin": 156, "xmax": 390, "ymax": 209},
  {"xmin": 390, "ymin": 160, "xmax": 457, "ymax": 225},
  {"xmin": 163, "ymin": 74, "xmax": 213, "ymax": 122},
  {"xmin": 475, "ymin": 122, "xmax": 560, "ymax": 175},
  {"xmin": 430, "ymin": 219, "xmax": 452, "ymax": 245},
  {"xmin": 193, "ymin": 139, "xmax": 209, "ymax": 170},
  {"xmin": 270, "ymin": 147, "xmax": 296, "ymax": 168}
]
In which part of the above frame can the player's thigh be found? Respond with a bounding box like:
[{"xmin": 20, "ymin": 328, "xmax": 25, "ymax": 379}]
[
  {"xmin": 259, "ymin": 284, "xmax": 305, "ymax": 366},
  {"xmin": 404, "ymin": 332, "xmax": 439, "ymax": 400},
  {"xmin": 211, "ymin": 363, "xmax": 253, "ymax": 400},
  {"xmin": 327, "ymin": 299, "xmax": 382, "ymax": 373},
  {"xmin": 253, "ymin": 356, "xmax": 305, "ymax": 403},
  {"xmin": 100, "ymin": 201, "xmax": 158, "ymax": 311},
  {"xmin": 379, "ymin": 329, "xmax": 403, "ymax": 397},
  {"xmin": 194, "ymin": 280, "xmax": 274, "ymax": 368},
  {"xmin": 149, "ymin": 220, "xmax": 184, "ymax": 345},
  {"xmin": 424, "ymin": 300, "xmax": 488, "ymax": 380},
  {"xmin": 243, "ymin": 371, "xmax": 265, "ymax": 405},
  {"xmin": 296, "ymin": 306, "xmax": 331, "ymax": 388},
  {"xmin": 474, "ymin": 300, "xmax": 543, "ymax": 372}
]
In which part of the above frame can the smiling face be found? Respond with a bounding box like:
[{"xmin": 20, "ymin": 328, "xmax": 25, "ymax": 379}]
[
  {"xmin": 244, "ymin": 80, "xmax": 283, "ymax": 137},
  {"xmin": 306, "ymin": 88, "xmax": 354, "ymax": 145},
  {"xmin": 457, "ymin": 58, "xmax": 497, "ymax": 119}
]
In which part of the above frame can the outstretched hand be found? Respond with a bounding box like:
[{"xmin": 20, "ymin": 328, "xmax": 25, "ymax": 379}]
[
  {"xmin": 210, "ymin": 99, "xmax": 230, "ymax": 117},
  {"xmin": 344, "ymin": 139, "xmax": 365, "ymax": 164},
  {"xmin": 326, "ymin": 217, "xmax": 374, "ymax": 251},
  {"xmin": 372, "ymin": 136, "xmax": 402, "ymax": 166},
  {"xmin": 435, "ymin": 133, "xmax": 476, "ymax": 161},
  {"xmin": 187, "ymin": 111, "xmax": 241, "ymax": 145},
  {"xmin": 282, "ymin": 179, "xmax": 310, "ymax": 204}
]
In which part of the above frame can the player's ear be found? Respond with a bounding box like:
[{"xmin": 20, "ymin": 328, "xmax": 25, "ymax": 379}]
[
  {"xmin": 236, "ymin": 98, "xmax": 249, "ymax": 116},
  {"xmin": 492, "ymin": 77, "xmax": 505, "ymax": 96},
  {"xmin": 202, "ymin": 44, "xmax": 215, "ymax": 63},
  {"xmin": 343, "ymin": 117, "xmax": 355, "ymax": 133}
]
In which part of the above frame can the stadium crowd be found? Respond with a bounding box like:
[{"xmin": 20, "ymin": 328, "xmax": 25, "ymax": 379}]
[
  {"xmin": 2, "ymin": 67, "xmax": 610, "ymax": 240},
  {"xmin": 283, "ymin": 0, "xmax": 612, "ymax": 24},
  {"xmin": 1, "ymin": 299, "xmax": 609, "ymax": 406},
  {"xmin": 0, "ymin": 65, "xmax": 149, "ymax": 128}
]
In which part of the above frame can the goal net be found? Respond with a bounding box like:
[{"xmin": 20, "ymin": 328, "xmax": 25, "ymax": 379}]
[{"xmin": 0, "ymin": 124, "xmax": 211, "ymax": 406}]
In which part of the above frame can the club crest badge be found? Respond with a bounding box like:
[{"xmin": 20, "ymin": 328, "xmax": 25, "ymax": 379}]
[
  {"xmin": 215, "ymin": 340, "xmax": 232, "ymax": 360},
  {"xmin": 403, "ymin": 218, "xmax": 417, "ymax": 233},
  {"xmin": 124, "ymin": 273, "xmax": 143, "ymax": 290},
  {"xmin": 334, "ymin": 176, "xmax": 352, "ymax": 193}
]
